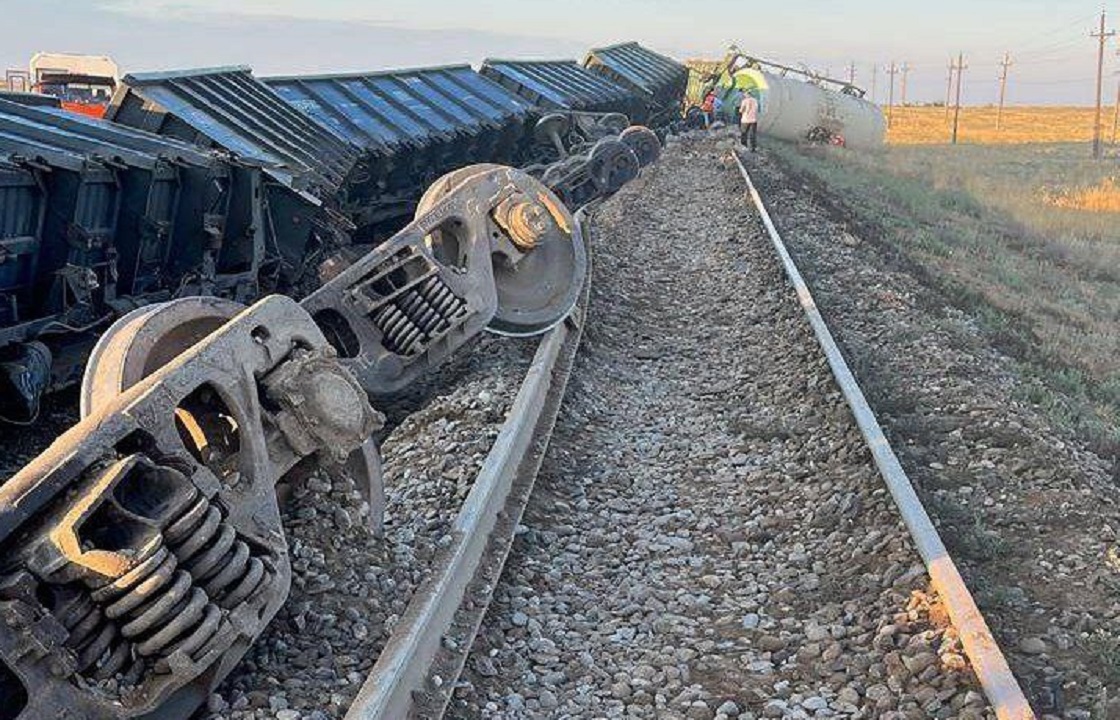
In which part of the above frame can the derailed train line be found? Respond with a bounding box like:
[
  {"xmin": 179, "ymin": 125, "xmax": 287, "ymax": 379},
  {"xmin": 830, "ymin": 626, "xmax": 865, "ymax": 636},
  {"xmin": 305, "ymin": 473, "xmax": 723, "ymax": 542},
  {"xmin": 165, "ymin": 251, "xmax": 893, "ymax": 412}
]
[
  {"xmin": 0, "ymin": 40, "xmax": 892, "ymax": 720},
  {"xmin": 0, "ymin": 41, "xmax": 687, "ymax": 422},
  {"xmin": 0, "ymin": 41, "xmax": 682, "ymax": 720},
  {"xmin": 0, "ymin": 165, "xmax": 588, "ymax": 720}
]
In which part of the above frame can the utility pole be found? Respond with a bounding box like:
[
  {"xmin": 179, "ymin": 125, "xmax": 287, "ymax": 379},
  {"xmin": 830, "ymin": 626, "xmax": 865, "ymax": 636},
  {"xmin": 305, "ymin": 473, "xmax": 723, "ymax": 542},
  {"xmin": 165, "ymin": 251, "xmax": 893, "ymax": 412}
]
[
  {"xmin": 997, "ymin": 51, "xmax": 1013, "ymax": 130},
  {"xmin": 871, "ymin": 63, "xmax": 878, "ymax": 103},
  {"xmin": 1112, "ymin": 78, "xmax": 1120, "ymax": 145},
  {"xmin": 886, "ymin": 62, "xmax": 898, "ymax": 127},
  {"xmin": 847, "ymin": 61, "xmax": 856, "ymax": 85},
  {"xmin": 945, "ymin": 59, "xmax": 955, "ymax": 119},
  {"xmin": 951, "ymin": 52, "xmax": 967, "ymax": 144},
  {"xmin": 1091, "ymin": 10, "xmax": 1115, "ymax": 159},
  {"xmin": 900, "ymin": 62, "xmax": 911, "ymax": 107}
]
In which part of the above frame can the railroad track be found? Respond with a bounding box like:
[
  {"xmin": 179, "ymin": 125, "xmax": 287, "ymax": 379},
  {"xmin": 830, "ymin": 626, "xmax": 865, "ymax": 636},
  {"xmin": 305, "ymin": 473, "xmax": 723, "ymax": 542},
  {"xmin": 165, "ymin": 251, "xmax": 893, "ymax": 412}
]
[
  {"xmin": 446, "ymin": 134, "xmax": 1036, "ymax": 719},
  {"xmin": 729, "ymin": 148, "xmax": 1033, "ymax": 720},
  {"xmin": 343, "ymin": 211, "xmax": 591, "ymax": 719},
  {"xmin": 0, "ymin": 165, "xmax": 594, "ymax": 720},
  {"xmin": 0, "ymin": 136, "xmax": 1041, "ymax": 720}
]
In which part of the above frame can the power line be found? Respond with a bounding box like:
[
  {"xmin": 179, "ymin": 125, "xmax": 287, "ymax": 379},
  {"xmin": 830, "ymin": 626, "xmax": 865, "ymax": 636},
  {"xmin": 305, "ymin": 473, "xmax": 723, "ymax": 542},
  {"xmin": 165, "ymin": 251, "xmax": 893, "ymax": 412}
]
[
  {"xmin": 1017, "ymin": 34, "xmax": 1089, "ymax": 57},
  {"xmin": 1007, "ymin": 12, "xmax": 1100, "ymax": 51},
  {"xmin": 1016, "ymin": 76, "xmax": 1099, "ymax": 86}
]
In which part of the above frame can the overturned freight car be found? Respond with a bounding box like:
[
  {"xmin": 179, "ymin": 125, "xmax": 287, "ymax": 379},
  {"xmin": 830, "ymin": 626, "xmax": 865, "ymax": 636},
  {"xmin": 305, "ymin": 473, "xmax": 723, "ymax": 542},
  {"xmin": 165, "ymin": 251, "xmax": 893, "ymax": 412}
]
[
  {"xmin": 0, "ymin": 42, "xmax": 688, "ymax": 423},
  {"xmin": 478, "ymin": 58, "xmax": 656, "ymax": 207},
  {"xmin": 0, "ymin": 99, "xmax": 265, "ymax": 421},
  {"xmin": 582, "ymin": 42, "xmax": 688, "ymax": 126},
  {"xmin": 262, "ymin": 65, "xmax": 534, "ymax": 240},
  {"xmin": 480, "ymin": 57, "xmax": 641, "ymax": 121},
  {"xmin": 689, "ymin": 50, "xmax": 885, "ymax": 150},
  {"xmin": 106, "ymin": 66, "xmax": 358, "ymax": 290}
]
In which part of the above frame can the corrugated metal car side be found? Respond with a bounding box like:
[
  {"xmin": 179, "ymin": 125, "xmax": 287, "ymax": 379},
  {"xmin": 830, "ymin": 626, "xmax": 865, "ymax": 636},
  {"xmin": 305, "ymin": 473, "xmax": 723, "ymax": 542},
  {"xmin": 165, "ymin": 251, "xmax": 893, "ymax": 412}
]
[
  {"xmin": 0, "ymin": 161, "xmax": 44, "ymax": 327},
  {"xmin": 263, "ymin": 65, "xmax": 534, "ymax": 239},
  {"xmin": 264, "ymin": 65, "xmax": 531, "ymax": 150},
  {"xmin": 479, "ymin": 59, "xmax": 636, "ymax": 114},
  {"xmin": 107, "ymin": 66, "xmax": 360, "ymax": 196},
  {"xmin": 583, "ymin": 42, "xmax": 689, "ymax": 123}
]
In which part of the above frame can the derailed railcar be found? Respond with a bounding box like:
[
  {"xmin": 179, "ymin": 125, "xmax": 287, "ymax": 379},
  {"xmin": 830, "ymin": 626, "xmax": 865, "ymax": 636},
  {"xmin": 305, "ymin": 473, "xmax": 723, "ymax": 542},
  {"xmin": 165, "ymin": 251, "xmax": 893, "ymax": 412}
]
[
  {"xmin": 0, "ymin": 159, "xmax": 44, "ymax": 334},
  {"xmin": 0, "ymin": 99, "xmax": 262, "ymax": 419},
  {"xmin": 106, "ymin": 67, "xmax": 359, "ymax": 292},
  {"xmin": 0, "ymin": 41, "xmax": 679, "ymax": 421},
  {"xmin": 478, "ymin": 58, "xmax": 660, "ymax": 209},
  {"xmin": 582, "ymin": 42, "xmax": 688, "ymax": 126},
  {"xmin": 0, "ymin": 91, "xmax": 61, "ymax": 109},
  {"xmin": 688, "ymin": 50, "xmax": 885, "ymax": 151},
  {"xmin": 263, "ymin": 65, "xmax": 534, "ymax": 239},
  {"xmin": 479, "ymin": 58, "xmax": 641, "ymax": 119}
]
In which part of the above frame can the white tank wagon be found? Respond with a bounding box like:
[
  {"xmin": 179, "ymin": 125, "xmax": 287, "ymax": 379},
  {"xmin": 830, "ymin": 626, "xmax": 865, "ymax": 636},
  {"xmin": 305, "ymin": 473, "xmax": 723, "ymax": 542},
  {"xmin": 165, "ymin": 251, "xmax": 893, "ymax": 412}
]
[
  {"xmin": 691, "ymin": 52, "xmax": 886, "ymax": 151},
  {"xmin": 736, "ymin": 67, "xmax": 885, "ymax": 150}
]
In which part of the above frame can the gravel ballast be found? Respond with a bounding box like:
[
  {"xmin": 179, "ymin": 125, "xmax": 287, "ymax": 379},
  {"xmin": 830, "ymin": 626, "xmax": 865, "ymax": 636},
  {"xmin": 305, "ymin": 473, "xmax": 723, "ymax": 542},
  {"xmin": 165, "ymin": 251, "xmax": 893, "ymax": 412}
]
[
  {"xmin": 205, "ymin": 335, "xmax": 535, "ymax": 719},
  {"xmin": 751, "ymin": 145, "xmax": 1120, "ymax": 718},
  {"xmin": 0, "ymin": 134, "xmax": 1016, "ymax": 720},
  {"xmin": 451, "ymin": 134, "xmax": 990, "ymax": 719}
]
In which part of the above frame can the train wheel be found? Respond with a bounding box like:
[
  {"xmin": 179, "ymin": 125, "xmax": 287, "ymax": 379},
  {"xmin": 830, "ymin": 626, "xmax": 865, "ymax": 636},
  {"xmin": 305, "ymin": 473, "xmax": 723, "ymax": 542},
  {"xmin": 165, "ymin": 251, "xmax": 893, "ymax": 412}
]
[
  {"xmin": 619, "ymin": 125, "xmax": 662, "ymax": 167},
  {"xmin": 595, "ymin": 112, "xmax": 631, "ymax": 135},
  {"xmin": 80, "ymin": 297, "xmax": 244, "ymax": 418},
  {"xmin": 415, "ymin": 165, "xmax": 588, "ymax": 337},
  {"xmin": 589, "ymin": 139, "xmax": 640, "ymax": 195}
]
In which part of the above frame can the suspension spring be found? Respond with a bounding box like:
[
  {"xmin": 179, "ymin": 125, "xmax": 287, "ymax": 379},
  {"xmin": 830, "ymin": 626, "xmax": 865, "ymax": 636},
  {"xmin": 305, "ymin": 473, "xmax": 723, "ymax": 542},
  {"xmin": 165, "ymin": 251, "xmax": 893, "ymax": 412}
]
[
  {"xmin": 373, "ymin": 304, "xmax": 425, "ymax": 356},
  {"xmin": 65, "ymin": 489, "xmax": 267, "ymax": 676},
  {"xmin": 89, "ymin": 543, "xmax": 223, "ymax": 665},
  {"xmin": 373, "ymin": 275, "xmax": 467, "ymax": 356},
  {"xmin": 51, "ymin": 587, "xmax": 133, "ymax": 680},
  {"xmin": 161, "ymin": 489, "xmax": 270, "ymax": 609},
  {"xmin": 416, "ymin": 276, "xmax": 467, "ymax": 320}
]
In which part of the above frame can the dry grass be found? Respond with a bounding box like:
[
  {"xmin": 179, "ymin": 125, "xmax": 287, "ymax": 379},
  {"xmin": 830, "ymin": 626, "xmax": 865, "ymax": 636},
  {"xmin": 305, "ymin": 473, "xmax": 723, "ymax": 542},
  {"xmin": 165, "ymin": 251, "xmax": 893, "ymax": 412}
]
[
  {"xmin": 1043, "ymin": 177, "xmax": 1120, "ymax": 212},
  {"xmin": 887, "ymin": 105, "xmax": 1112, "ymax": 145},
  {"xmin": 767, "ymin": 136, "xmax": 1120, "ymax": 454}
]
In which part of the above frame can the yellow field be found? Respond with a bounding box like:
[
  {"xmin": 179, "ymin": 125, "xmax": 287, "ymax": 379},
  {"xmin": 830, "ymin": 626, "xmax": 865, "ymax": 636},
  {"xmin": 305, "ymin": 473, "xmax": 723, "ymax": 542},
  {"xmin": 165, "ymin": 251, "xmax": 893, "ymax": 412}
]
[{"xmin": 886, "ymin": 105, "xmax": 1110, "ymax": 145}]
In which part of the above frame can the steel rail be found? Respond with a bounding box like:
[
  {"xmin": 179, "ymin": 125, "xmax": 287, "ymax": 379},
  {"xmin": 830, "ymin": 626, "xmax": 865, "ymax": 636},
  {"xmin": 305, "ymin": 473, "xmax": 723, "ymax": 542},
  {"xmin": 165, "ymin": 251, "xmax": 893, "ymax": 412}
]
[
  {"xmin": 344, "ymin": 210, "xmax": 593, "ymax": 720},
  {"xmin": 731, "ymin": 150, "xmax": 1036, "ymax": 720}
]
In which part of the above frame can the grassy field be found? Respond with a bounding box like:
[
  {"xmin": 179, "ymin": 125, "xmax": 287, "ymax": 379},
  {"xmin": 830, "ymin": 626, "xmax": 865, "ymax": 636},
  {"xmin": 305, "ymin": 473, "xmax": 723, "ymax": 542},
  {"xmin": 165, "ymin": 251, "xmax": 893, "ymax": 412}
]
[
  {"xmin": 767, "ymin": 120, "xmax": 1120, "ymax": 456},
  {"xmin": 886, "ymin": 105, "xmax": 1113, "ymax": 145}
]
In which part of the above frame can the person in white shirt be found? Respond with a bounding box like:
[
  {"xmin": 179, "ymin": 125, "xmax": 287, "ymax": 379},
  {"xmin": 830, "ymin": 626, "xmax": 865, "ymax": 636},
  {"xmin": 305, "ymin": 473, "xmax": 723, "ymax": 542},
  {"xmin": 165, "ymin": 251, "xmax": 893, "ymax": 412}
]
[{"xmin": 739, "ymin": 93, "xmax": 759, "ymax": 152}]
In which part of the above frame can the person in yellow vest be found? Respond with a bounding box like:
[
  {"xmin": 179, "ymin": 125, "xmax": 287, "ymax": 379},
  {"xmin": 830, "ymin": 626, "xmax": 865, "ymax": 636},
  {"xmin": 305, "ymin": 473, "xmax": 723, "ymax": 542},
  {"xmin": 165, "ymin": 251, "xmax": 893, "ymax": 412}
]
[{"xmin": 739, "ymin": 92, "xmax": 759, "ymax": 152}]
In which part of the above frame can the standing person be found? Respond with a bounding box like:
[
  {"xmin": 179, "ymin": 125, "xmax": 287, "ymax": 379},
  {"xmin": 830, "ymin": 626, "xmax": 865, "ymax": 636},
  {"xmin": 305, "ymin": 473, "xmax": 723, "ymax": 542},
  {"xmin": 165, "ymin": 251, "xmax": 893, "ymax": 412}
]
[
  {"xmin": 700, "ymin": 90, "xmax": 715, "ymax": 127},
  {"xmin": 739, "ymin": 92, "xmax": 759, "ymax": 151}
]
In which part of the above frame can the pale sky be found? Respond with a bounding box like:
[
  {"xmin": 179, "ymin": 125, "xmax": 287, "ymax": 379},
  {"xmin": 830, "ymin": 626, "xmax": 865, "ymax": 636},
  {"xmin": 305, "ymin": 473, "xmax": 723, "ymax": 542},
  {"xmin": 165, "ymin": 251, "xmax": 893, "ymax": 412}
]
[{"xmin": 2, "ymin": 0, "xmax": 1116, "ymax": 105}]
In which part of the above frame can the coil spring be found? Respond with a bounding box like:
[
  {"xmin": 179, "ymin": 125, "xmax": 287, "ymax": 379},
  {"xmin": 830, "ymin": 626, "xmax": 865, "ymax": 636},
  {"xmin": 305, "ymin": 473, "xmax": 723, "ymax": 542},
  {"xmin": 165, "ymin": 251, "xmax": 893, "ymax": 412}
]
[
  {"xmin": 162, "ymin": 490, "xmax": 269, "ymax": 609},
  {"xmin": 70, "ymin": 490, "xmax": 266, "ymax": 675},
  {"xmin": 87, "ymin": 543, "xmax": 223, "ymax": 666},
  {"xmin": 373, "ymin": 275, "xmax": 467, "ymax": 356},
  {"xmin": 373, "ymin": 305, "xmax": 423, "ymax": 356},
  {"xmin": 417, "ymin": 276, "xmax": 467, "ymax": 320},
  {"xmin": 52, "ymin": 588, "xmax": 132, "ymax": 680}
]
